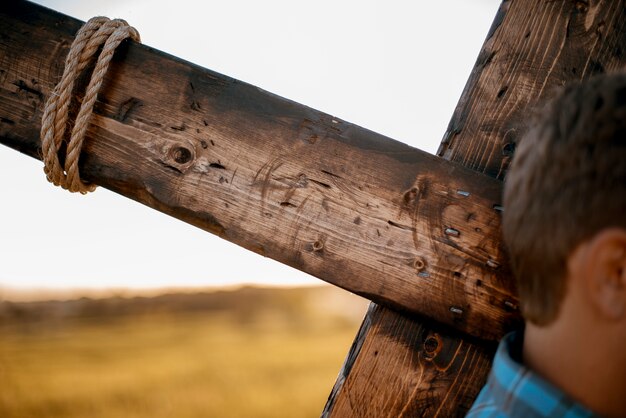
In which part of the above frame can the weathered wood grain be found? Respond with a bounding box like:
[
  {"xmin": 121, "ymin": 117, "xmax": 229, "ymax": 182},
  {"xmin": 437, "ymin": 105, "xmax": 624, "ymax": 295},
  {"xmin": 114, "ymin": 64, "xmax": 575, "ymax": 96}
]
[
  {"xmin": 439, "ymin": 0, "xmax": 626, "ymax": 178},
  {"xmin": 324, "ymin": 0, "xmax": 626, "ymax": 416},
  {"xmin": 0, "ymin": 1, "xmax": 519, "ymax": 341},
  {"xmin": 323, "ymin": 305, "xmax": 494, "ymax": 418}
]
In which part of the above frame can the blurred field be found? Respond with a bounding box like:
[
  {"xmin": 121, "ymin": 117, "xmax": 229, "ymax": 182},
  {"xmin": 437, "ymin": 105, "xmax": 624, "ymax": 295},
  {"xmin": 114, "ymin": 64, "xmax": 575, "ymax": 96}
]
[{"xmin": 0, "ymin": 286, "xmax": 368, "ymax": 418}]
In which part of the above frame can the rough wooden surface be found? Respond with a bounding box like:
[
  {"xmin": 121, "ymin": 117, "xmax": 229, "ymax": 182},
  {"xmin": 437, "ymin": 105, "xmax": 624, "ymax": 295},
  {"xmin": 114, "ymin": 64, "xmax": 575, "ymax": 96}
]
[
  {"xmin": 0, "ymin": 1, "xmax": 519, "ymax": 341},
  {"xmin": 324, "ymin": 0, "xmax": 626, "ymax": 416},
  {"xmin": 323, "ymin": 305, "xmax": 494, "ymax": 418},
  {"xmin": 438, "ymin": 0, "xmax": 626, "ymax": 178}
]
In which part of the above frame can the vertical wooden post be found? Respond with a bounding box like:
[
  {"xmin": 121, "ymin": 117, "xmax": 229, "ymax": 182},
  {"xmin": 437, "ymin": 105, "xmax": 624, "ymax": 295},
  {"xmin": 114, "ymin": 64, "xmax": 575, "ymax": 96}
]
[{"xmin": 323, "ymin": 1, "xmax": 626, "ymax": 416}]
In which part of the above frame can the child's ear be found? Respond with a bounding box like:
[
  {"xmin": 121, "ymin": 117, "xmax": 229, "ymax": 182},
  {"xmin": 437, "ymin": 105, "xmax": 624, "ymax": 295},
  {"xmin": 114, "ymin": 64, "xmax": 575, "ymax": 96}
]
[{"xmin": 584, "ymin": 228, "xmax": 626, "ymax": 320}]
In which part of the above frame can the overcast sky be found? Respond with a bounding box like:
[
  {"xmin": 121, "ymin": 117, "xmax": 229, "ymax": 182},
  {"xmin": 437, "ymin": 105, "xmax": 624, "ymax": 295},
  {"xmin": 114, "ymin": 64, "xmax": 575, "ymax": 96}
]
[{"xmin": 0, "ymin": 0, "xmax": 500, "ymax": 298}]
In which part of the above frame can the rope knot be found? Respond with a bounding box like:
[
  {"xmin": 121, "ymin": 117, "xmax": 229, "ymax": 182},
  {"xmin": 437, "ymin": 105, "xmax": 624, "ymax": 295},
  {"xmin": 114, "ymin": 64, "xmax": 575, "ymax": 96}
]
[{"xmin": 41, "ymin": 16, "xmax": 140, "ymax": 194}]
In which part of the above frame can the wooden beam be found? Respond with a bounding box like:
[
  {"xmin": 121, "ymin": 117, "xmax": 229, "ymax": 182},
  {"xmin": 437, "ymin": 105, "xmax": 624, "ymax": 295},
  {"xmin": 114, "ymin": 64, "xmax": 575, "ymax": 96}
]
[
  {"xmin": 439, "ymin": 0, "xmax": 626, "ymax": 179},
  {"xmin": 324, "ymin": 0, "xmax": 626, "ymax": 416},
  {"xmin": 0, "ymin": 1, "xmax": 519, "ymax": 341},
  {"xmin": 323, "ymin": 305, "xmax": 494, "ymax": 418}
]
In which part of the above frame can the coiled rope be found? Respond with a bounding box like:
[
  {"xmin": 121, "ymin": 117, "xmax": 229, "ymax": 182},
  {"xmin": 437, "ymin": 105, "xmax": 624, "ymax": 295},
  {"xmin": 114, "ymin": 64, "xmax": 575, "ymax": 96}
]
[{"xmin": 41, "ymin": 17, "xmax": 140, "ymax": 194}]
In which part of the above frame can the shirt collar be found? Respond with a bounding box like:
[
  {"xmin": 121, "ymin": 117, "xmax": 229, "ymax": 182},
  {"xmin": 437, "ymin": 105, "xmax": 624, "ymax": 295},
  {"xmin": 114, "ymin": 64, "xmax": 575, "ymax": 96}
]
[{"xmin": 488, "ymin": 330, "xmax": 599, "ymax": 417}]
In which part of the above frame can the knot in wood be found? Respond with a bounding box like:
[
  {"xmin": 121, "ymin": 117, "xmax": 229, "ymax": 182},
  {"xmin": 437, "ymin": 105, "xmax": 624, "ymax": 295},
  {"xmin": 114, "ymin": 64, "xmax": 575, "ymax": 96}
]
[
  {"xmin": 423, "ymin": 333, "xmax": 442, "ymax": 360},
  {"xmin": 412, "ymin": 257, "xmax": 426, "ymax": 272},
  {"xmin": 403, "ymin": 187, "xmax": 419, "ymax": 206},
  {"xmin": 312, "ymin": 240, "xmax": 324, "ymax": 252},
  {"xmin": 160, "ymin": 139, "xmax": 196, "ymax": 173},
  {"xmin": 171, "ymin": 146, "xmax": 192, "ymax": 164}
]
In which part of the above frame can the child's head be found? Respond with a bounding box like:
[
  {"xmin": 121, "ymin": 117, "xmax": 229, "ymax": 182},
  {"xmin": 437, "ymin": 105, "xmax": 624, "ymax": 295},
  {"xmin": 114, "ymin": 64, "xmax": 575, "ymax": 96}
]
[{"xmin": 503, "ymin": 72, "xmax": 626, "ymax": 326}]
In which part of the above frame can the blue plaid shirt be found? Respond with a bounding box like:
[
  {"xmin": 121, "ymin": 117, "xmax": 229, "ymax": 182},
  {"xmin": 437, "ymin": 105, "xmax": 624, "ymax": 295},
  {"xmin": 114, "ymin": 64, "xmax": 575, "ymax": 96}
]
[{"xmin": 466, "ymin": 331, "xmax": 600, "ymax": 418}]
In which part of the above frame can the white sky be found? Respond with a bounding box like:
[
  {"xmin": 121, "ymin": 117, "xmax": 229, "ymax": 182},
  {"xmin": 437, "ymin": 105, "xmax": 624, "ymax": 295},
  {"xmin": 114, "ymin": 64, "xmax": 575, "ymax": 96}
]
[{"xmin": 0, "ymin": 0, "xmax": 500, "ymax": 297}]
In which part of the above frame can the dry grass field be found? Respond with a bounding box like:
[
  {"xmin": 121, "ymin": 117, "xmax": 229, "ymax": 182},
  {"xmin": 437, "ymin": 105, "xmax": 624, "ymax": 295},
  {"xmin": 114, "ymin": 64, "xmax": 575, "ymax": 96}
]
[{"xmin": 0, "ymin": 286, "xmax": 368, "ymax": 418}]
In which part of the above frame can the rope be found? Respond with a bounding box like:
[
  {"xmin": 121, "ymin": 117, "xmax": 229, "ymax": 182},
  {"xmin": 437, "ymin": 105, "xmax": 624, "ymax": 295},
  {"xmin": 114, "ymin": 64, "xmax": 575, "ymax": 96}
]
[{"xmin": 41, "ymin": 17, "xmax": 140, "ymax": 194}]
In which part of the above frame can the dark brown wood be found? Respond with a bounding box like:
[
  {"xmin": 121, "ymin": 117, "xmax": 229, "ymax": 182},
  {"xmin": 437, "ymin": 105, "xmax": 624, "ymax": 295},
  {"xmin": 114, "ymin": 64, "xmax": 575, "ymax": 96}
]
[
  {"xmin": 324, "ymin": 0, "xmax": 626, "ymax": 416},
  {"xmin": 323, "ymin": 305, "xmax": 494, "ymax": 418},
  {"xmin": 438, "ymin": 0, "xmax": 626, "ymax": 178},
  {"xmin": 0, "ymin": 1, "xmax": 519, "ymax": 341}
]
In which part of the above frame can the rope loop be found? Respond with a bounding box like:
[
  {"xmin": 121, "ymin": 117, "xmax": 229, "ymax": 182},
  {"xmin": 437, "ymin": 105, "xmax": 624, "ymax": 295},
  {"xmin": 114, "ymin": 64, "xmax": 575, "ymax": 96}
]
[{"xmin": 41, "ymin": 16, "xmax": 140, "ymax": 194}]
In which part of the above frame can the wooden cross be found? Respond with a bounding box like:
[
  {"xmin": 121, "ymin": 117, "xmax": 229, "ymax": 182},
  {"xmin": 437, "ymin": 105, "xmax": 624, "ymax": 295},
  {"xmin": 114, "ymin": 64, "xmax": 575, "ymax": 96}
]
[{"xmin": 1, "ymin": 1, "xmax": 624, "ymax": 415}]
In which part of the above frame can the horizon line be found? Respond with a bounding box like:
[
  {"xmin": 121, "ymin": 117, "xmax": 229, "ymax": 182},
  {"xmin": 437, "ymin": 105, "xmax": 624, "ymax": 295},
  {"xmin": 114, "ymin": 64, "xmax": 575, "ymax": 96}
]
[{"xmin": 0, "ymin": 281, "xmax": 328, "ymax": 303}]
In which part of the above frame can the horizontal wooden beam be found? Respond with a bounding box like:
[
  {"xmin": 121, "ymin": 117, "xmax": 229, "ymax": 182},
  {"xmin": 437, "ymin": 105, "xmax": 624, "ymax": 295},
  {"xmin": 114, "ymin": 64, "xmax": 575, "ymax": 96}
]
[{"xmin": 0, "ymin": 1, "xmax": 520, "ymax": 341}]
